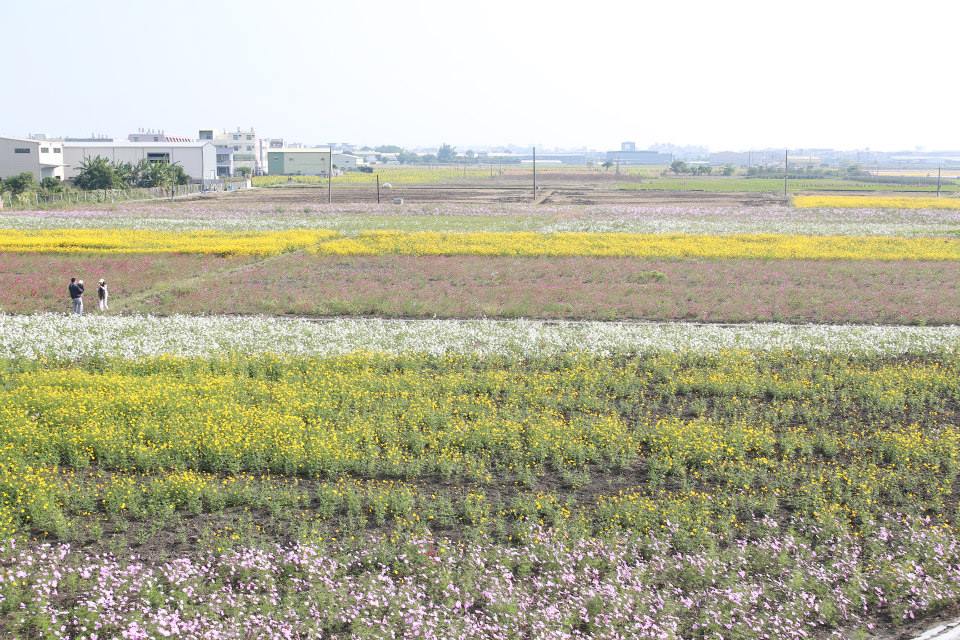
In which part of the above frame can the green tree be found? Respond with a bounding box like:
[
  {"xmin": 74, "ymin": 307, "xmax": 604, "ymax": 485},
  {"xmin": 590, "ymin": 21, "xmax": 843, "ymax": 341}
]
[
  {"xmin": 235, "ymin": 166, "xmax": 252, "ymax": 178},
  {"xmin": 2, "ymin": 172, "xmax": 35, "ymax": 195},
  {"xmin": 73, "ymin": 157, "xmax": 123, "ymax": 190},
  {"xmin": 722, "ymin": 164, "xmax": 736, "ymax": 176},
  {"xmin": 144, "ymin": 161, "xmax": 188, "ymax": 187},
  {"xmin": 397, "ymin": 151, "xmax": 419, "ymax": 164},
  {"xmin": 437, "ymin": 143, "xmax": 456, "ymax": 163},
  {"xmin": 670, "ymin": 160, "xmax": 688, "ymax": 175},
  {"xmin": 40, "ymin": 177, "xmax": 63, "ymax": 192},
  {"xmin": 374, "ymin": 145, "xmax": 404, "ymax": 153},
  {"xmin": 170, "ymin": 164, "xmax": 189, "ymax": 185}
]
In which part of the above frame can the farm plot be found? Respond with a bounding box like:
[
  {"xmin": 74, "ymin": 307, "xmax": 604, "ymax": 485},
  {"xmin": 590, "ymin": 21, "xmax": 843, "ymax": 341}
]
[
  {"xmin": 1, "ymin": 195, "xmax": 960, "ymax": 639},
  {"xmin": 1, "ymin": 348, "xmax": 960, "ymax": 639},
  {"xmin": 111, "ymin": 254, "xmax": 960, "ymax": 325},
  {"xmin": 795, "ymin": 195, "xmax": 960, "ymax": 210},
  {"xmin": 5, "ymin": 200, "xmax": 960, "ymax": 235}
]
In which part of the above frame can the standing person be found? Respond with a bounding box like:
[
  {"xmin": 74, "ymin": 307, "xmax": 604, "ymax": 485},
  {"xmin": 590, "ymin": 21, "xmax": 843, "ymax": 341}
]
[
  {"xmin": 97, "ymin": 279, "xmax": 109, "ymax": 311},
  {"xmin": 68, "ymin": 277, "xmax": 84, "ymax": 315}
]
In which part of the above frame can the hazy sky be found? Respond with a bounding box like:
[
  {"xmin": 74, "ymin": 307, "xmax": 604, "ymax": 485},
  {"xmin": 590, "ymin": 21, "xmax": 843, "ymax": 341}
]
[{"xmin": 4, "ymin": 0, "xmax": 958, "ymax": 151}]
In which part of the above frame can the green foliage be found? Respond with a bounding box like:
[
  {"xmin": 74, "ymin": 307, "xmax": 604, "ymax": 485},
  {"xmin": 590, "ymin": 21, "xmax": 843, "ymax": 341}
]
[
  {"xmin": 39, "ymin": 177, "xmax": 63, "ymax": 192},
  {"xmin": 1, "ymin": 351, "xmax": 958, "ymax": 544},
  {"xmin": 2, "ymin": 172, "xmax": 35, "ymax": 196},
  {"xmin": 73, "ymin": 156, "xmax": 190, "ymax": 190},
  {"xmin": 437, "ymin": 143, "xmax": 456, "ymax": 163},
  {"xmin": 670, "ymin": 160, "xmax": 688, "ymax": 174},
  {"xmin": 73, "ymin": 157, "xmax": 125, "ymax": 190}
]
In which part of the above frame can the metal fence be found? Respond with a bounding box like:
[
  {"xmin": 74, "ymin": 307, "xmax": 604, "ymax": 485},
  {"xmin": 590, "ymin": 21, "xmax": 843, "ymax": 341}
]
[{"xmin": 0, "ymin": 179, "xmax": 250, "ymax": 210}]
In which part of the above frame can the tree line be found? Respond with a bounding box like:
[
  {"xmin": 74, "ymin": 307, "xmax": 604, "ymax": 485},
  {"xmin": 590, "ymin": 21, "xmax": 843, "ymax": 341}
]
[
  {"xmin": 2, "ymin": 157, "xmax": 191, "ymax": 202},
  {"xmin": 72, "ymin": 157, "xmax": 190, "ymax": 190}
]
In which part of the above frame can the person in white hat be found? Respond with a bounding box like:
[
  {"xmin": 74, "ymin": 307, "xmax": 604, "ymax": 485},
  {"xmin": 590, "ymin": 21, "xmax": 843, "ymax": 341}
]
[{"xmin": 97, "ymin": 279, "xmax": 109, "ymax": 312}]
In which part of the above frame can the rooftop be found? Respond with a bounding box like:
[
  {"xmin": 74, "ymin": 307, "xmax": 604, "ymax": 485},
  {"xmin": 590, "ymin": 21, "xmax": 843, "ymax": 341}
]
[
  {"xmin": 0, "ymin": 136, "xmax": 43, "ymax": 145},
  {"xmin": 270, "ymin": 147, "xmax": 333, "ymax": 154},
  {"xmin": 63, "ymin": 141, "xmax": 214, "ymax": 148}
]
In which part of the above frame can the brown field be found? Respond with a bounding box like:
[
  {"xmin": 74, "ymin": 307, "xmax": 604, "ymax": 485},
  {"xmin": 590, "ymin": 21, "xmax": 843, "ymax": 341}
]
[
  {"xmin": 2, "ymin": 252, "xmax": 954, "ymax": 324},
  {"xmin": 219, "ymin": 183, "xmax": 783, "ymax": 207}
]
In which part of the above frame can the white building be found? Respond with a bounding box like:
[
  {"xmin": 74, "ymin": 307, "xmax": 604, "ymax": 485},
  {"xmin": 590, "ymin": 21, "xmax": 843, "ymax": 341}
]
[
  {"xmin": 334, "ymin": 153, "xmax": 361, "ymax": 171},
  {"xmin": 258, "ymin": 138, "xmax": 284, "ymax": 174},
  {"xmin": 199, "ymin": 128, "xmax": 259, "ymax": 175},
  {"xmin": 0, "ymin": 136, "xmax": 65, "ymax": 181},
  {"xmin": 63, "ymin": 141, "xmax": 217, "ymax": 181}
]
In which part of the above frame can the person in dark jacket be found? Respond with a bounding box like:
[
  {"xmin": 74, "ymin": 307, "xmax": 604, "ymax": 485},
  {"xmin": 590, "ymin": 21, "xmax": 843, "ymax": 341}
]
[{"xmin": 68, "ymin": 277, "xmax": 84, "ymax": 315}]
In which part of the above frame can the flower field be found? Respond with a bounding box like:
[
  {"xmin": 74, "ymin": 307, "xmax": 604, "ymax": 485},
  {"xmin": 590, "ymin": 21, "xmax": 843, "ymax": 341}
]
[
  {"xmin": 83, "ymin": 253, "xmax": 953, "ymax": 324},
  {"xmin": 0, "ymin": 314, "xmax": 958, "ymax": 359},
  {"xmin": 308, "ymin": 230, "xmax": 960, "ymax": 260},
  {"xmin": 0, "ymin": 229, "xmax": 334, "ymax": 255},
  {"xmin": 0, "ymin": 228, "xmax": 958, "ymax": 260},
  {"xmin": 794, "ymin": 195, "xmax": 960, "ymax": 210},
  {"xmin": 5, "ymin": 202, "xmax": 960, "ymax": 236},
  {"xmin": 1, "ymin": 348, "xmax": 960, "ymax": 638},
  {"xmin": 253, "ymin": 166, "xmax": 494, "ymax": 186},
  {"xmin": 1, "ymin": 195, "xmax": 960, "ymax": 639}
]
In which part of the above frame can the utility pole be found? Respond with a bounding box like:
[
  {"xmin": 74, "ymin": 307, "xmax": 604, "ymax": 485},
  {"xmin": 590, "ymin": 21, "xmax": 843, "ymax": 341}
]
[
  {"xmin": 532, "ymin": 146, "xmax": 537, "ymax": 200},
  {"xmin": 376, "ymin": 174, "xmax": 380, "ymax": 204},
  {"xmin": 783, "ymin": 149, "xmax": 788, "ymax": 197},
  {"xmin": 937, "ymin": 165, "xmax": 942, "ymax": 197}
]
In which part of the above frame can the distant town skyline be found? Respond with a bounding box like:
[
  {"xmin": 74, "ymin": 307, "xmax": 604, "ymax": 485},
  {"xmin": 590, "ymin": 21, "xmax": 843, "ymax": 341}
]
[{"xmin": 4, "ymin": 0, "xmax": 959, "ymax": 151}]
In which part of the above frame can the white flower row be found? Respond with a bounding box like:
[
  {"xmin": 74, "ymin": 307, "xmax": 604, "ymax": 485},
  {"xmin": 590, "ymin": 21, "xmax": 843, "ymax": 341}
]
[
  {"xmin": 4, "ymin": 202, "xmax": 959, "ymax": 236},
  {"xmin": 0, "ymin": 313, "xmax": 957, "ymax": 360}
]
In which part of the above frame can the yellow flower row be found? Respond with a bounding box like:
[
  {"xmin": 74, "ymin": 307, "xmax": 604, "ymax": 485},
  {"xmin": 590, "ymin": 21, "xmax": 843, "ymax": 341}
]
[
  {"xmin": 794, "ymin": 194, "xmax": 960, "ymax": 210},
  {"xmin": 310, "ymin": 230, "xmax": 960, "ymax": 260},
  {"xmin": 0, "ymin": 228, "xmax": 957, "ymax": 259},
  {"xmin": 0, "ymin": 229, "xmax": 336, "ymax": 255},
  {"xmin": 0, "ymin": 352, "xmax": 956, "ymax": 537}
]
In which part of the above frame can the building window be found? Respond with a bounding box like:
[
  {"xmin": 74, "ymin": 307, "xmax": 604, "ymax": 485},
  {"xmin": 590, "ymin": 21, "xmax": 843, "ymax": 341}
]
[
  {"xmin": 233, "ymin": 135, "xmax": 240, "ymax": 140},
  {"xmin": 234, "ymin": 146, "xmax": 239, "ymax": 151},
  {"xmin": 14, "ymin": 148, "xmax": 30, "ymax": 154},
  {"xmin": 147, "ymin": 152, "xmax": 170, "ymax": 164},
  {"xmin": 53, "ymin": 148, "xmax": 61, "ymax": 153},
  {"xmin": 41, "ymin": 147, "xmax": 49, "ymax": 153}
]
